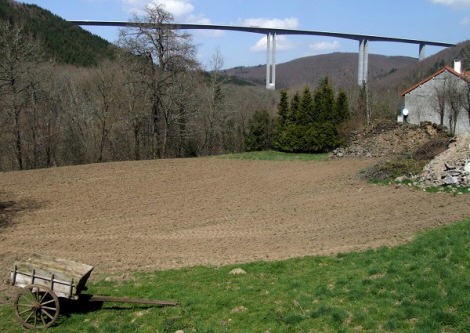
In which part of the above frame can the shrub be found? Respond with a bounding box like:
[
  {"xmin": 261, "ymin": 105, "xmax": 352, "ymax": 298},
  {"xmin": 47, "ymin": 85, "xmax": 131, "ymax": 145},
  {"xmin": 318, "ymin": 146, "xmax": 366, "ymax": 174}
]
[
  {"xmin": 244, "ymin": 110, "xmax": 274, "ymax": 152},
  {"xmin": 412, "ymin": 137, "xmax": 450, "ymax": 161},
  {"xmin": 273, "ymin": 77, "xmax": 349, "ymax": 153},
  {"xmin": 361, "ymin": 159, "xmax": 428, "ymax": 181}
]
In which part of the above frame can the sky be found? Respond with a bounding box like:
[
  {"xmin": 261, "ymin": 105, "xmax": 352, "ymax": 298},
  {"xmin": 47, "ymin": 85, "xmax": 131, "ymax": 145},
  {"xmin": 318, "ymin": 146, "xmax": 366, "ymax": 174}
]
[{"xmin": 20, "ymin": 0, "xmax": 470, "ymax": 70}]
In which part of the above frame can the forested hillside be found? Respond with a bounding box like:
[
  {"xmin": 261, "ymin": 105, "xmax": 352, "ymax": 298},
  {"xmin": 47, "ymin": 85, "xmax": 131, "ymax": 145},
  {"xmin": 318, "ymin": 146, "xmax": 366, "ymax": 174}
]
[
  {"xmin": 223, "ymin": 53, "xmax": 417, "ymax": 89},
  {"xmin": 1, "ymin": 0, "xmax": 469, "ymax": 172},
  {"xmin": 0, "ymin": 2, "xmax": 277, "ymax": 172},
  {"xmin": 0, "ymin": 0, "xmax": 115, "ymax": 66},
  {"xmin": 374, "ymin": 40, "xmax": 470, "ymax": 93}
]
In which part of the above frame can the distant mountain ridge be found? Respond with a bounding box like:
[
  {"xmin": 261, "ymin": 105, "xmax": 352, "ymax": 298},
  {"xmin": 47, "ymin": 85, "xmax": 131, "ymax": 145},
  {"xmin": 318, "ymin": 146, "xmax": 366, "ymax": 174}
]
[
  {"xmin": 223, "ymin": 53, "xmax": 417, "ymax": 89},
  {"xmin": 222, "ymin": 40, "xmax": 470, "ymax": 91},
  {"xmin": 0, "ymin": 0, "xmax": 115, "ymax": 67},
  {"xmin": 2, "ymin": 0, "xmax": 468, "ymax": 93}
]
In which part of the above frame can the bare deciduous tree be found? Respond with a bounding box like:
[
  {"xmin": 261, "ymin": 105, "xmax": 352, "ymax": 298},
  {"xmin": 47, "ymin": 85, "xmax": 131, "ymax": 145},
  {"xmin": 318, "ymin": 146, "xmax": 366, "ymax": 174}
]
[
  {"xmin": 117, "ymin": 4, "xmax": 199, "ymax": 158},
  {"xmin": 446, "ymin": 76, "xmax": 463, "ymax": 135},
  {"xmin": 0, "ymin": 21, "xmax": 44, "ymax": 169},
  {"xmin": 432, "ymin": 78, "xmax": 447, "ymax": 127}
]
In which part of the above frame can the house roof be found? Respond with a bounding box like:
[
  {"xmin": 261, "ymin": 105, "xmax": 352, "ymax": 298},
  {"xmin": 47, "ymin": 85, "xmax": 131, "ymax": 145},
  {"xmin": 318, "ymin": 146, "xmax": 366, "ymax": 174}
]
[{"xmin": 401, "ymin": 66, "xmax": 470, "ymax": 96}]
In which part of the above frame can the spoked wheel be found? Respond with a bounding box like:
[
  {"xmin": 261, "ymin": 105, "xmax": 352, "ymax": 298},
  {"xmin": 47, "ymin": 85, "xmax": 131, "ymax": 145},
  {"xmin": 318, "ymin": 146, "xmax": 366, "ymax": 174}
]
[{"xmin": 13, "ymin": 284, "xmax": 60, "ymax": 329}]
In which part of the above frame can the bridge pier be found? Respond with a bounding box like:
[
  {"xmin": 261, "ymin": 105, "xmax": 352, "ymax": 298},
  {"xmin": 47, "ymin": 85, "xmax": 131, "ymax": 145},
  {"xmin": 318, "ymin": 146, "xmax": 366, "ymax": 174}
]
[
  {"xmin": 419, "ymin": 43, "xmax": 426, "ymax": 61},
  {"xmin": 358, "ymin": 39, "xmax": 369, "ymax": 85},
  {"xmin": 266, "ymin": 32, "xmax": 276, "ymax": 90}
]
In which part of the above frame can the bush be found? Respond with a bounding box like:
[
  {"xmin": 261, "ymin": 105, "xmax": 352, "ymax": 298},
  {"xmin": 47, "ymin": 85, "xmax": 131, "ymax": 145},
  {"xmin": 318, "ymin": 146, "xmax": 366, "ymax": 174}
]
[
  {"xmin": 273, "ymin": 78, "xmax": 349, "ymax": 153},
  {"xmin": 412, "ymin": 137, "xmax": 450, "ymax": 161},
  {"xmin": 275, "ymin": 123, "xmax": 341, "ymax": 153},
  {"xmin": 361, "ymin": 159, "xmax": 428, "ymax": 181},
  {"xmin": 244, "ymin": 110, "xmax": 274, "ymax": 152}
]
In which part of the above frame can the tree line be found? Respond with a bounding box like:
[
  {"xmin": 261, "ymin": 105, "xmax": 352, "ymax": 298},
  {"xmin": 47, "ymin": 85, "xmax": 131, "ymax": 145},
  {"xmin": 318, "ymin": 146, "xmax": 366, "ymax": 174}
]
[
  {"xmin": 244, "ymin": 77, "xmax": 350, "ymax": 153},
  {"xmin": 0, "ymin": 5, "xmax": 277, "ymax": 171},
  {"xmin": 1, "ymin": 3, "xmax": 392, "ymax": 172}
]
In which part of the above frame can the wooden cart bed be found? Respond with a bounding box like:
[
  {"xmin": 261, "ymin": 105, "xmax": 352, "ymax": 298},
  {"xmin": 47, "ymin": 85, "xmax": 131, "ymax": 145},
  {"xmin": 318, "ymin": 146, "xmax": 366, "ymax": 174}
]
[{"xmin": 11, "ymin": 254, "xmax": 94, "ymax": 300}]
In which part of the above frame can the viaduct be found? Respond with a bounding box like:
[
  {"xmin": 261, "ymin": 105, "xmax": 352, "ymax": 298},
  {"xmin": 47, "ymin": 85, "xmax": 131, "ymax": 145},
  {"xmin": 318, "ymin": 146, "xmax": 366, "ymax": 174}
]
[{"xmin": 70, "ymin": 21, "xmax": 455, "ymax": 89}]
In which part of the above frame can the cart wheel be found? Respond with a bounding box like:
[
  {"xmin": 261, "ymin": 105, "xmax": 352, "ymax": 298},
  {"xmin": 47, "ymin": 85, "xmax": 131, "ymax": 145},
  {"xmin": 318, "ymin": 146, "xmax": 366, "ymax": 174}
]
[{"xmin": 13, "ymin": 284, "xmax": 60, "ymax": 329}]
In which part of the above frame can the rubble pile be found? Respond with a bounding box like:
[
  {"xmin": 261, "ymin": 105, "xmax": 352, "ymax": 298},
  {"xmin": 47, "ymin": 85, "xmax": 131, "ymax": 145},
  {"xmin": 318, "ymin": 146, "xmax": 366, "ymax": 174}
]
[
  {"xmin": 331, "ymin": 121, "xmax": 448, "ymax": 158},
  {"xmin": 416, "ymin": 135, "xmax": 470, "ymax": 188},
  {"xmin": 330, "ymin": 119, "xmax": 469, "ymax": 188}
]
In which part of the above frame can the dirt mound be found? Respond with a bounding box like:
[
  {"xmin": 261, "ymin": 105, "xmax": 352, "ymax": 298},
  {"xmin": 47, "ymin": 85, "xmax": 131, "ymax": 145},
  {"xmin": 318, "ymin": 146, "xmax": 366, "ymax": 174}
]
[
  {"xmin": 1, "ymin": 158, "xmax": 469, "ymax": 303},
  {"xmin": 406, "ymin": 134, "xmax": 470, "ymax": 188},
  {"xmin": 331, "ymin": 120, "xmax": 449, "ymax": 158}
]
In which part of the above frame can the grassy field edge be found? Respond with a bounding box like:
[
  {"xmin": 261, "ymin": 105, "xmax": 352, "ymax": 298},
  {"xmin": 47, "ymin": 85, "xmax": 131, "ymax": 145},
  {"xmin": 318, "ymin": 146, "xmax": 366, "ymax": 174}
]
[
  {"xmin": 213, "ymin": 150, "xmax": 329, "ymax": 162},
  {"xmin": 2, "ymin": 217, "xmax": 470, "ymax": 332}
]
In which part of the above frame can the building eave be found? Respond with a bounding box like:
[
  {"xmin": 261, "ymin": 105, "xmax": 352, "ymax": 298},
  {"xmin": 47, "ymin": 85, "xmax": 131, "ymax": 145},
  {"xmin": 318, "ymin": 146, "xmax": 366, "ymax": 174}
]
[{"xmin": 401, "ymin": 66, "xmax": 470, "ymax": 97}]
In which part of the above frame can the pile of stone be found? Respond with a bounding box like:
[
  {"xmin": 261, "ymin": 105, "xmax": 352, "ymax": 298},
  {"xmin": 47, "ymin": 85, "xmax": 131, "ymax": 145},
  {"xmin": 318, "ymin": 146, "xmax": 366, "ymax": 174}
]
[
  {"xmin": 413, "ymin": 135, "xmax": 470, "ymax": 188},
  {"xmin": 330, "ymin": 121, "xmax": 447, "ymax": 159}
]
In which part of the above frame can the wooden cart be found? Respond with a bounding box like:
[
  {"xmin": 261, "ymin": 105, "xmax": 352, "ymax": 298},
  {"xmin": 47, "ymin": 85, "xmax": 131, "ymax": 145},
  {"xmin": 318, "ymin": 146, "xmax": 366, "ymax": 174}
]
[{"xmin": 10, "ymin": 254, "xmax": 178, "ymax": 329}]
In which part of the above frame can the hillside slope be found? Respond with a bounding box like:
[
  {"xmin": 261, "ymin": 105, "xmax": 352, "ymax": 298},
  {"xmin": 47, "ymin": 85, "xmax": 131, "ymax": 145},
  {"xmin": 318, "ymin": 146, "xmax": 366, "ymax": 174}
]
[
  {"xmin": 0, "ymin": 0, "xmax": 115, "ymax": 66},
  {"xmin": 223, "ymin": 40, "xmax": 470, "ymax": 93},
  {"xmin": 373, "ymin": 40, "xmax": 470, "ymax": 93},
  {"xmin": 223, "ymin": 53, "xmax": 417, "ymax": 89}
]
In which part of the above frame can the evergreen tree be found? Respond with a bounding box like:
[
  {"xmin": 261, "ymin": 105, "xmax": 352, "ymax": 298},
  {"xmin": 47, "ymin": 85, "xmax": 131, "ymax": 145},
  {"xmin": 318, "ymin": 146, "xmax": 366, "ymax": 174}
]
[
  {"xmin": 313, "ymin": 76, "xmax": 335, "ymax": 124},
  {"xmin": 244, "ymin": 109, "xmax": 273, "ymax": 152},
  {"xmin": 334, "ymin": 89, "xmax": 350, "ymax": 124},
  {"xmin": 0, "ymin": 1, "xmax": 115, "ymax": 67},
  {"xmin": 277, "ymin": 89, "xmax": 289, "ymax": 131},
  {"xmin": 298, "ymin": 87, "xmax": 314, "ymax": 125},
  {"xmin": 289, "ymin": 91, "xmax": 301, "ymax": 123},
  {"xmin": 273, "ymin": 79, "xmax": 350, "ymax": 154}
]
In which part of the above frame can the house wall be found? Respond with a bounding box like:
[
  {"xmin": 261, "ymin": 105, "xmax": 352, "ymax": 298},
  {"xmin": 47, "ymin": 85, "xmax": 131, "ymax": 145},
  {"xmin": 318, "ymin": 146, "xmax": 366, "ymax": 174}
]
[{"xmin": 404, "ymin": 71, "xmax": 470, "ymax": 135}]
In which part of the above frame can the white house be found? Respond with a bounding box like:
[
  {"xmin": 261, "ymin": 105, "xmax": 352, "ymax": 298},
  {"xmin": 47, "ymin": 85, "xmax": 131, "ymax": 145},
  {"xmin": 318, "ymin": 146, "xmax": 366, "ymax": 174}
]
[{"xmin": 401, "ymin": 61, "xmax": 470, "ymax": 135}]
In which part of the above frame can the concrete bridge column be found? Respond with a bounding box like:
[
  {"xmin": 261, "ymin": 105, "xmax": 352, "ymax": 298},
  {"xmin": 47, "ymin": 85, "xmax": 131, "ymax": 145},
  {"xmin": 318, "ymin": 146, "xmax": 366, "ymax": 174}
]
[
  {"xmin": 419, "ymin": 44, "xmax": 426, "ymax": 61},
  {"xmin": 272, "ymin": 33, "xmax": 276, "ymax": 89},
  {"xmin": 266, "ymin": 33, "xmax": 271, "ymax": 89},
  {"xmin": 358, "ymin": 39, "xmax": 369, "ymax": 85},
  {"xmin": 266, "ymin": 32, "xmax": 276, "ymax": 90},
  {"xmin": 363, "ymin": 39, "xmax": 369, "ymax": 84},
  {"xmin": 358, "ymin": 39, "xmax": 364, "ymax": 85}
]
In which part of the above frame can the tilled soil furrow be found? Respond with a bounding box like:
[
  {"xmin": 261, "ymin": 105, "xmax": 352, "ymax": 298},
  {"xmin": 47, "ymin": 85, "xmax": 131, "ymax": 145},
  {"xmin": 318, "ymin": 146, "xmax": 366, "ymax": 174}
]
[{"xmin": 1, "ymin": 157, "xmax": 469, "ymax": 299}]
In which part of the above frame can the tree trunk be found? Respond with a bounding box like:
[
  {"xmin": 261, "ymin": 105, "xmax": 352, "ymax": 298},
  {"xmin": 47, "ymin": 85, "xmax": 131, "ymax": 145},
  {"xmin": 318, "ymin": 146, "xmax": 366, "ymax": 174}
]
[
  {"xmin": 14, "ymin": 111, "xmax": 23, "ymax": 170},
  {"xmin": 134, "ymin": 125, "xmax": 141, "ymax": 160}
]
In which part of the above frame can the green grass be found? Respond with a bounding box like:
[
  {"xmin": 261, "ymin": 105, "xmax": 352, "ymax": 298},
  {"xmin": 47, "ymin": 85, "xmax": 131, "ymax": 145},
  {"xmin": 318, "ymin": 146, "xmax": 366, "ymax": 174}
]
[
  {"xmin": 2, "ymin": 218, "xmax": 470, "ymax": 332},
  {"xmin": 214, "ymin": 150, "xmax": 329, "ymax": 162},
  {"xmin": 369, "ymin": 179, "xmax": 470, "ymax": 196},
  {"xmin": 361, "ymin": 158, "xmax": 429, "ymax": 181},
  {"xmin": 424, "ymin": 185, "xmax": 470, "ymax": 196},
  {"xmin": 362, "ymin": 158, "xmax": 469, "ymax": 196}
]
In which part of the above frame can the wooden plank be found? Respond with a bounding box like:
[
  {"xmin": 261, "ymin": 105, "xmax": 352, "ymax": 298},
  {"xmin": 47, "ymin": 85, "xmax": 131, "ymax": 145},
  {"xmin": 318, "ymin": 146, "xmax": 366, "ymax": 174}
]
[{"xmin": 11, "ymin": 254, "xmax": 94, "ymax": 299}]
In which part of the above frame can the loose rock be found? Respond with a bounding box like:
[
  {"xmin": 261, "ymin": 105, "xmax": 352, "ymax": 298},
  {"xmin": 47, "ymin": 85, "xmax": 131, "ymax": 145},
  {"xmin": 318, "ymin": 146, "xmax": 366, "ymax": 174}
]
[{"xmin": 229, "ymin": 268, "xmax": 246, "ymax": 275}]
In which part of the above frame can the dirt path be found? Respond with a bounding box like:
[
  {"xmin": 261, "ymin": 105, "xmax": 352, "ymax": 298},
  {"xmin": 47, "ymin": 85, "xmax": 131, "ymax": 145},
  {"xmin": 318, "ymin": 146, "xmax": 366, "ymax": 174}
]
[{"xmin": 1, "ymin": 158, "xmax": 469, "ymax": 298}]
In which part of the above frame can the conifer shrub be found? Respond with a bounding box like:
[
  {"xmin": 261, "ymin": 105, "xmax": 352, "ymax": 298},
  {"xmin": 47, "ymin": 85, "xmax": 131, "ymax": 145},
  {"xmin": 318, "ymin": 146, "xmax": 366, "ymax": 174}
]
[
  {"xmin": 244, "ymin": 109, "xmax": 274, "ymax": 152},
  {"xmin": 273, "ymin": 77, "xmax": 349, "ymax": 153}
]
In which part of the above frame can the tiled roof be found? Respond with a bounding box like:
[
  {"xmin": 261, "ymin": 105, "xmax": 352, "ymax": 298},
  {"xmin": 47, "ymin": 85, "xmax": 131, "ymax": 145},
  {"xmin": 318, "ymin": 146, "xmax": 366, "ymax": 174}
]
[{"xmin": 401, "ymin": 66, "xmax": 470, "ymax": 96}]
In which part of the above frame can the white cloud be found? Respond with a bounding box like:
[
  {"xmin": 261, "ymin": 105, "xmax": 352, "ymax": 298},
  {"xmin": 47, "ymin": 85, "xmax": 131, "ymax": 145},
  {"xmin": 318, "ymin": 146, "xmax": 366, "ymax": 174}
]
[
  {"xmin": 461, "ymin": 17, "xmax": 470, "ymax": 24},
  {"xmin": 149, "ymin": 0, "xmax": 194, "ymax": 17},
  {"xmin": 309, "ymin": 41, "xmax": 341, "ymax": 51},
  {"xmin": 249, "ymin": 35, "xmax": 296, "ymax": 52},
  {"xmin": 239, "ymin": 17, "xmax": 299, "ymax": 29},
  {"xmin": 187, "ymin": 15, "xmax": 225, "ymax": 36},
  {"xmin": 121, "ymin": 0, "xmax": 194, "ymax": 16},
  {"xmin": 120, "ymin": 0, "xmax": 149, "ymax": 14},
  {"xmin": 429, "ymin": 0, "xmax": 470, "ymax": 8},
  {"xmin": 240, "ymin": 17, "xmax": 299, "ymax": 51},
  {"xmin": 120, "ymin": 0, "xmax": 224, "ymax": 37}
]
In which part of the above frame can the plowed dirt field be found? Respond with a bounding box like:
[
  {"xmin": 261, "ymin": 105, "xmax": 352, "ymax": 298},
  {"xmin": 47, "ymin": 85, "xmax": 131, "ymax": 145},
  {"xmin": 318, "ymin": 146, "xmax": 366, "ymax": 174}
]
[{"xmin": 1, "ymin": 158, "xmax": 469, "ymax": 295}]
